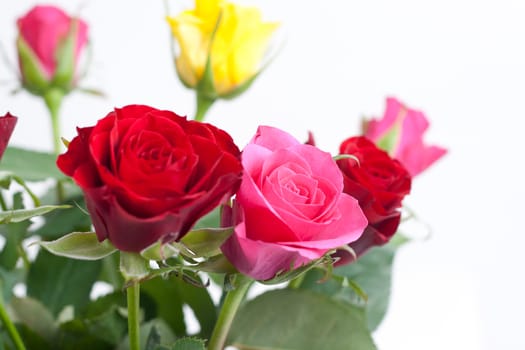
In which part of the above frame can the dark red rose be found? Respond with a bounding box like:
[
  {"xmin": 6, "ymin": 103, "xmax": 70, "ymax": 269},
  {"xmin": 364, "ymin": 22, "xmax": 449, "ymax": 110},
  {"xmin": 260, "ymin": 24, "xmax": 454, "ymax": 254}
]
[
  {"xmin": 336, "ymin": 136, "xmax": 411, "ymax": 265},
  {"xmin": 0, "ymin": 113, "xmax": 17, "ymax": 160},
  {"xmin": 57, "ymin": 105, "xmax": 242, "ymax": 252}
]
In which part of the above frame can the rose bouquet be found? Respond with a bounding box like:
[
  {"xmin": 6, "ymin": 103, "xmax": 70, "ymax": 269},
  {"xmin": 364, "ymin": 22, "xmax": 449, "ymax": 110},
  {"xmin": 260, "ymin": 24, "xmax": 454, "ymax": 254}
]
[{"xmin": 0, "ymin": 1, "xmax": 445, "ymax": 350}]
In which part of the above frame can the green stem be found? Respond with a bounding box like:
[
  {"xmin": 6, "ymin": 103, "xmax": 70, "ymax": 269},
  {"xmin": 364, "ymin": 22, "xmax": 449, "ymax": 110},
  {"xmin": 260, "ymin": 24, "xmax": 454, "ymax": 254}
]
[
  {"xmin": 126, "ymin": 282, "xmax": 140, "ymax": 350},
  {"xmin": 44, "ymin": 89, "xmax": 65, "ymax": 203},
  {"xmin": 0, "ymin": 192, "xmax": 7, "ymax": 211},
  {"xmin": 208, "ymin": 275, "xmax": 252, "ymax": 350},
  {"xmin": 0, "ymin": 296, "xmax": 26, "ymax": 350},
  {"xmin": 44, "ymin": 88, "xmax": 64, "ymax": 156},
  {"xmin": 195, "ymin": 93, "xmax": 216, "ymax": 122}
]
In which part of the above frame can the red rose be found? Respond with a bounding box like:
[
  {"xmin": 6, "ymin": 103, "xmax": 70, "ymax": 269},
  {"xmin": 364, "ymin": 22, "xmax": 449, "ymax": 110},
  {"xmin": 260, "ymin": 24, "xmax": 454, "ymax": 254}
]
[
  {"xmin": 57, "ymin": 105, "xmax": 242, "ymax": 252},
  {"xmin": 336, "ymin": 136, "xmax": 411, "ymax": 264},
  {"xmin": 0, "ymin": 113, "xmax": 17, "ymax": 160}
]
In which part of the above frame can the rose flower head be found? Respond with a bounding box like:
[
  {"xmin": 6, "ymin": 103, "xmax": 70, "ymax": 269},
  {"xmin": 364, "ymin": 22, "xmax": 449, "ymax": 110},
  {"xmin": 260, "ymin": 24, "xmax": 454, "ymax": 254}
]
[
  {"xmin": 335, "ymin": 136, "xmax": 411, "ymax": 265},
  {"xmin": 363, "ymin": 97, "xmax": 447, "ymax": 176},
  {"xmin": 166, "ymin": 0, "xmax": 278, "ymax": 99},
  {"xmin": 0, "ymin": 113, "xmax": 18, "ymax": 161},
  {"xmin": 221, "ymin": 126, "xmax": 367, "ymax": 280},
  {"xmin": 57, "ymin": 105, "xmax": 243, "ymax": 252},
  {"xmin": 16, "ymin": 5, "xmax": 88, "ymax": 96}
]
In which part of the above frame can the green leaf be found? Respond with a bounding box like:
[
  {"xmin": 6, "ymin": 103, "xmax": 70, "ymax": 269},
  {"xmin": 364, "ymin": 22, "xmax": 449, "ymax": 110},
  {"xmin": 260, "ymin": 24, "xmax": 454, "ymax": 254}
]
[
  {"xmin": 0, "ymin": 195, "xmax": 31, "ymax": 269},
  {"xmin": 99, "ymin": 253, "xmax": 124, "ymax": 290},
  {"xmin": 300, "ymin": 237, "xmax": 407, "ymax": 331},
  {"xmin": 229, "ymin": 289, "xmax": 376, "ymax": 350},
  {"xmin": 145, "ymin": 326, "xmax": 162, "ymax": 350},
  {"xmin": 33, "ymin": 196, "xmax": 92, "ymax": 239},
  {"xmin": 83, "ymin": 306, "xmax": 128, "ymax": 345},
  {"xmin": 116, "ymin": 319, "xmax": 176, "ymax": 350},
  {"xmin": 141, "ymin": 278, "xmax": 186, "ymax": 337},
  {"xmin": 38, "ymin": 231, "xmax": 117, "ymax": 261},
  {"xmin": 176, "ymin": 273, "xmax": 217, "ymax": 339},
  {"xmin": 180, "ymin": 227, "xmax": 233, "ymax": 258},
  {"xmin": 332, "ymin": 242, "xmax": 400, "ymax": 331},
  {"xmin": 27, "ymin": 249, "xmax": 102, "ymax": 316},
  {"xmin": 0, "ymin": 172, "xmax": 40, "ymax": 206},
  {"xmin": 0, "ymin": 147, "xmax": 62, "ymax": 181},
  {"xmin": 171, "ymin": 337, "xmax": 206, "ymax": 350},
  {"xmin": 10, "ymin": 296, "xmax": 57, "ymax": 342},
  {"xmin": 9, "ymin": 324, "xmax": 53, "ymax": 350},
  {"xmin": 55, "ymin": 318, "xmax": 114, "ymax": 350},
  {"xmin": 0, "ymin": 267, "xmax": 24, "ymax": 302},
  {"xmin": 0, "ymin": 205, "xmax": 69, "ymax": 224},
  {"xmin": 141, "ymin": 273, "xmax": 217, "ymax": 339}
]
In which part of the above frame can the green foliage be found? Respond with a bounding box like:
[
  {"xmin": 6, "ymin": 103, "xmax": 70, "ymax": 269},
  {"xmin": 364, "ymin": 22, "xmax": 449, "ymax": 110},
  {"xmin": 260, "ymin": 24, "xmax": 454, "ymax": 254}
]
[
  {"xmin": 141, "ymin": 273, "xmax": 217, "ymax": 339},
  {"xmin": 27, "ymin": 249, "xmax": 102, "ymax": 316},
  {"xmin": 10, "ymin": 297, "xmax": 57, "ymax": 342},
  {"xmin": 116, "ymin": 319, "xmax": 176, "ymax": 350},
  {"xmin": 0, "ymin": 205, "xmax": 69, "ymax": 224},
  {"xmin": 299, "ymin": 236, "xmax": 408, "ymax": 331},
  {"xmin": 33, "ymin": 195, "xmax": 91, "ymax": 239},
  {"xmin": 170, "ymin": 337, "xmax": 206, "ymax": 350},
  {"xmin": 0, "ymin": 147, "xmax": 62, "ymax": 181},
  {"xmin": 0, "ymin": 192, "xmax": 31, "ymax": 271},
  {"xmin": 229, "ymin": 289, "xmax": 376, "ymax": 350},
  {"xmin": 38, "ymin": 231, "xmax": 116, "ymax": 261}
]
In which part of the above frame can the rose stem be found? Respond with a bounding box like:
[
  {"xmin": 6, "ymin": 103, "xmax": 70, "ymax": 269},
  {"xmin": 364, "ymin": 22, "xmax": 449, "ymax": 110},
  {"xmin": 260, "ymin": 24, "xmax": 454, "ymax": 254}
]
[
  {"xmin": 208, "ymin": 275, "xmax": 252, "ymax": 350},
  {"xmin": 194, "ymin": 92, "xmax": 215, "ymax": 122},
  {"xmin": 126, "ymin": 282, "xmax": 140, "ymax": 350},
  {"xmin": 44, "ymin": 89, "xmax": 65, "ymax": 203},
  {"xmin": 0, "ymin": 293, "xmax": 26, "ymax": 350}
]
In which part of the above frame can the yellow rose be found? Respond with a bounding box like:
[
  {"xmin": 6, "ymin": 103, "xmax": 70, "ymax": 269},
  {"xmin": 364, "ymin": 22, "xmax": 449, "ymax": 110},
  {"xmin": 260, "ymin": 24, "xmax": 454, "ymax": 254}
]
[{"xmin": 167, "ymin": 0, "xmax": 278, "ymax": 97}]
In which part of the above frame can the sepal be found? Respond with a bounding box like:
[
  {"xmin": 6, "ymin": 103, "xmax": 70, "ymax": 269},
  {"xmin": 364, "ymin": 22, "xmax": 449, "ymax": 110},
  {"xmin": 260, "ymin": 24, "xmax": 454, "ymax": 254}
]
[
  {"xmin": 180, "ymin": 227, "xmax": 233, "ymax": 258},
  {"xmin": 51, "ymin": 19, "xmax": 78, "ymax": 91},
  {"xmin": 16, "ymin": 36, "xmax": 50, "ymax": 95},
  {"xmin": 120, "ymin": 251, "xmax": 150, "ymax": 283}
]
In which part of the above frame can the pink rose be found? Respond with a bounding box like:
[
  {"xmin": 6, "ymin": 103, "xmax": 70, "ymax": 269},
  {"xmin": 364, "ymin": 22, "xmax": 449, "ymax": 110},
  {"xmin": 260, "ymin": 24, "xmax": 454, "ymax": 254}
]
[
  {"xmin": 16, "ymin": 5, "xmax": 88, "ymax": 94},
  {"xmin": 221, "ymin": 126, "xmax": 367, "ymax": 280},
  {"xmin": 364, "ymin": 97, "xmax": 447, "ymax": 176}
]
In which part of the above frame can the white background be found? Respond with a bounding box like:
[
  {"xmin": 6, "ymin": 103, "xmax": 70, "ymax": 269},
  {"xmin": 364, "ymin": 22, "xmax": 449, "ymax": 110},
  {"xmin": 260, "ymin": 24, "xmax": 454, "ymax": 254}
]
[{"xmin": 2, "ymin": 0, "xmax": 525, "ymax": 349}]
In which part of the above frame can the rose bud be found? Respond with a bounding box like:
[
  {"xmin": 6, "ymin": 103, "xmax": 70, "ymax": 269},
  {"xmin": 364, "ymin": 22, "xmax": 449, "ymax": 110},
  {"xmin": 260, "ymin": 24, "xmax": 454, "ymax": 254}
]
[
  {"xmin": 221, "ymin": 126, "xmax": 367, "ymax": 280},
  {"xmin": 363, "ymin": 97, "xmax": 447, "ymax": 176},
  {"xmin": 166, "ymin": 0, "xmax": 278, "ymax": 100},
  {"xmin": 335, "ymin": 136, "xmax": 411, "ymax": 265},
  {"xmin": 57, "ymin": 105, "xmax": 243, "ymax": 252},
  {"xmin": 0, "ymin": 113, "xmax": 18, "ymax": 161},
  {"xmin": 16, "ymin": 5, "xmax": 88, "ymax": 96}
]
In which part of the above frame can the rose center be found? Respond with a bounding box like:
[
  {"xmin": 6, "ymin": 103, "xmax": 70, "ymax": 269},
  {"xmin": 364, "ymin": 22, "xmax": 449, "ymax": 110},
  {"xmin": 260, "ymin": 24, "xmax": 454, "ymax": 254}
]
[{"xmin": 128, "ymin": 132, "xmax": 188, "ymax": 174}]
